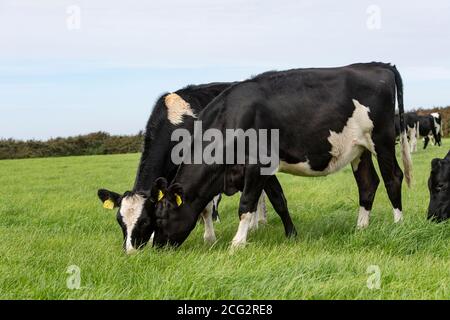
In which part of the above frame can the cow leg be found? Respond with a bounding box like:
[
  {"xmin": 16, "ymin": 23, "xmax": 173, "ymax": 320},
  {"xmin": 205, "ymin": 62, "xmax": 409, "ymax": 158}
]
[
  {"xmin": 249, "ymin": 191, "xmax": 268, "ymax": 231},
  {"xmin": 201, "ymin": 201, "xmax": 216, "ymax": 244},
  {"xmin": 263, "ymin": 175, "xmax": 297, "ymax": 237},
  {"xmin": 257, "ymin": 191, "xmax": 268, "ymax": 224},
  {"xmin": 408, "ymin": 126, "xmax": 417, "ymax": 153},
  {"xmin": 374, "ymin": 140, "xmax": 404, "ymax": 223},
  {"xmin": 211, "ymin": 194, "xmax": 221, "ymax": 222},
  {"xmin": 231, "ymin": 166, "xmax": 268, "ymax": 248},
  {"xmin": 430, "ymin": 134, "xmax": 436, "ymax": 146},
  {"xmin": 423, "ymin": 136, "xmax": 430, "ymax": 149},
  {"xmin": 351, "ymin": 151, "xmax": 380, "ymax": 229}
]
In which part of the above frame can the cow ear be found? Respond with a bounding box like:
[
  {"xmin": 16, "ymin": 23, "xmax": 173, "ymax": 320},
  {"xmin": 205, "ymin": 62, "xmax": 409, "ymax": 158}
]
[
  {"xmin": 97, "ymin": 189, "xmax": 122, "ymax": 210},
  {"xmin": 151, "ymin": 177, "xmax": 168, "ymax": 202},
  {"xmin": 168, "ymin": 183, "xmax": 184, "ymax": 207}
]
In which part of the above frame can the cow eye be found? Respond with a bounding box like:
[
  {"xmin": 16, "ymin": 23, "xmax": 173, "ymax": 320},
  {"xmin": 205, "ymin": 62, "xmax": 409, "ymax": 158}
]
[{"xmin": 435, "ymin": 184, "xmax": 445, "ymax": 192}]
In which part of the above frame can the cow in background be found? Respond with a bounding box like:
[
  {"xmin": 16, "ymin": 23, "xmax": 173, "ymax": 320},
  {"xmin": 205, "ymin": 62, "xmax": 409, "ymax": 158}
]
[{"xmin": 395, "ymin": 112, "xmax": 441, "ymax": 152}]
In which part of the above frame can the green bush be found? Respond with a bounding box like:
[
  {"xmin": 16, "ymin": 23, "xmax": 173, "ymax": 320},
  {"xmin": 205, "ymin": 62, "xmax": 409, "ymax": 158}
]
[{"xmin": 0, "ymin": 131, "xmax": 144, "ymax": 160}]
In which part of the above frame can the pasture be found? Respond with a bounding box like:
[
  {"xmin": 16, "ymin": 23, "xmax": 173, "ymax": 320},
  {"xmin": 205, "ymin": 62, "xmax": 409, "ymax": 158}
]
[{"xmin": 0, "ymin": 141, "xmax": 449, "ymax": 299}]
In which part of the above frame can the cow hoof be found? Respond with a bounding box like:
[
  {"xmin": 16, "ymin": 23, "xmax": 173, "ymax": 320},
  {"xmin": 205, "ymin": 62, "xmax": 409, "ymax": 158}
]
[
  {"xmin": 230, "ymin": 240, "xmax": 247, "ymax": 250},
  {"xmin": 357, "ymin": 208, "xmax": 370, "ymax": 229},
  {"xmin": 203, "ymin": 235, "xmax": 217, "ymax": 244},
  {"xmin": 393, "ymin": 209, "xmax": 403, "ymax": 223},
  {"xmin": 287, "ymin": 228, "xmax": 298, "ymax": 238},
  {"xmin": 357, "ymin": 223, "xmax": 369, "ymax": 230}
]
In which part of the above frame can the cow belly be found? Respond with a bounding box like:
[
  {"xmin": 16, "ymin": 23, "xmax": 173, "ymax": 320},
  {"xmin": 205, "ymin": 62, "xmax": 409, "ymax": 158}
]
[{"xmin": 278, "ymin": 99, "xmax": 376, "ymax": 177}]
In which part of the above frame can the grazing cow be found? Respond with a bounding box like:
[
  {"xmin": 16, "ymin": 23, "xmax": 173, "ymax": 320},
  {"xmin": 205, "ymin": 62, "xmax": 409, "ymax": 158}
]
[
  {"xmin": 147, "ymin": 62, "xmax": 412, "ymax": 248},
  {"xmin": 427, "ymin": 150, "xmax": 450, "ymax": 222},
  {"xmin": 396, "ymin": 112, "xmax": 441, "ymax": 152},
  {"xmin": 96, "ymin": 82, "xmax": 289, "ymax": 253}
]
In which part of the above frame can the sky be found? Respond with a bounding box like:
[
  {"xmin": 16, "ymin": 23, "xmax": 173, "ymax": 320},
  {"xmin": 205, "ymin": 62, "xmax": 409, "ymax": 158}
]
[{"xmin": 1, "ymin": 0, "xmax": 449, "ymax": 140}]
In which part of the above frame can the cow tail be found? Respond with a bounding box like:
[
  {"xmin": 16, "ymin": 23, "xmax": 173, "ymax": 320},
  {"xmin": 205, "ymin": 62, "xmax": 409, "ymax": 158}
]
[{"xmin": 391, "ymin": 65, "xmax": 412, "ymax": 187}]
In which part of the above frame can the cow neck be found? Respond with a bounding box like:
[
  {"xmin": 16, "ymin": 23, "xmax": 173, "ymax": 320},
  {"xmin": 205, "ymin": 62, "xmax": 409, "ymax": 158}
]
[
  {"xmin": 176, "ymin": 163, "xmax": 225, "ymax": 215},
  {"xmin": 133, "ymin": 137, "xmax": 171, "ymax": 192}
]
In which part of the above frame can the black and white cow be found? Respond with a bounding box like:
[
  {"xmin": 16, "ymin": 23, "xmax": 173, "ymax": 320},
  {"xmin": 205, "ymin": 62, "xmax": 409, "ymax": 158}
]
[
  {"xmin": 96, "ymin": 82, "xmax": 291, "ymax": 253},
  {"xmin": 397, "ymin": 112, "xmax": 441, "ymax": 152},
  {"xmin": 428, "ymin": 150, "xmax": 450, "ymax": 222},
  {"xmin": 145, "ymin": 62, "xmax": 412, "ymax": 248}
]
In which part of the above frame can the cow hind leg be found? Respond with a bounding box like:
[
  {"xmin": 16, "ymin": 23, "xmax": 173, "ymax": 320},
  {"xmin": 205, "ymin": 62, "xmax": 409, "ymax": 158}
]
[
  {"xmin": 423, "ymin": 136, "xmax": 430, "ymax": 149},
  {"xmin": 201, "ymin": 202, "xmax": 217, "ymax": 244},
  {"xmin": 263, "ymin": 175, "xmax": 297, "ymax": 237},
  {"xmin": 375, "ymin": 141, "xmax": 404, "ymax": 223},
  {"xmin": 249, "ymin": 191, "xmax": 268, "ymax": 231},
  {"xmin": 351, "ymin": 151, "xmax": 380, "ymax": 229},
  {"xmin": 257, "ymin": 191, "xmax": 268, "ymax": 224}
]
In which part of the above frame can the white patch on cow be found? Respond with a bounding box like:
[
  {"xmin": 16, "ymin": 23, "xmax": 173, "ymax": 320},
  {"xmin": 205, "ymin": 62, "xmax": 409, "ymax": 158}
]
[
  {"xmin": 431, "ymin": 112, "xmax": 440, "ymax": 119},
  {"xmin": 278, "ymin": 99, "xmax": 375, "ymax": 176},
  {"xmin": 231, "ymin": 212, "xmax": 253, "ymax": 248},
  {"xmin": 120, "ymin": 194, "xmax": 145, "ymax": 254},
  {"xmin": 149, "ymin": 232, "xmax": 154, "ymax": 246},
  {"xmin": 249, "ymin": 209, "xmax": 259, "ymax": 231},
  {"xmin": 357, "ymin": 207, "xmax": 370, "ymax": 229},
  {"xmin": 164, "ymin": 93, "xmax": 196, "ymax": 125},
  {"xmin": 393, "ymin": 208, "xmax": 403, "ymax": 223},
  {"xmin": 201, "ymin": 201, "xmax": 216, "ymax": 244}
]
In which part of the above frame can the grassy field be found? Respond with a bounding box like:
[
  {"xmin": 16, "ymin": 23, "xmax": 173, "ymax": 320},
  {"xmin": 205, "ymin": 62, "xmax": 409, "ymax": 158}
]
[{"xmin": 0, "ymin": 141, "xmax": 449, "ymax": 300}]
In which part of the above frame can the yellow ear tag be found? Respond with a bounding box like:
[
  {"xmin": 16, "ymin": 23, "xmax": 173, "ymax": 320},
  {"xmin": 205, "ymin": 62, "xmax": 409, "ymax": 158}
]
[
  {"xmin": 157, "ymin": 190, "xmax": 164, "ymax": 201},
  {"xmin": 175, "ymin": 194, "xmax": 183, "ymax": 207},
  {"xmin": 103, "ymin": 199, "xmax": 115, "ymax": 210}
]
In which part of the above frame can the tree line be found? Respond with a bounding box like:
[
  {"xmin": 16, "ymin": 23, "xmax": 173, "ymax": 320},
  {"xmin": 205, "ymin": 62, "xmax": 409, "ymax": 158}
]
[{"xmin": 0, "ymin": 132, "xmax": 144, "ymax": 160}]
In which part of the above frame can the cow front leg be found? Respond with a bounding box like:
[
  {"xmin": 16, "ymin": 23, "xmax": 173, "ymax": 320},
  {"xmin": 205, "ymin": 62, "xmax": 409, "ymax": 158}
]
[
  {"xmin": 352, "ymin": 151, "xmax": 380, "ymax": 229},
  {"xmin": 231, "ymin": 166, "xmax": 268, "ymax": 249},
  {"xmin": 374, "ymin": 139, "xmax": 404, "ymax": 223},
  {"xmin": 201, "ymin": 201, "xmax": 216, "ymax": 244}
]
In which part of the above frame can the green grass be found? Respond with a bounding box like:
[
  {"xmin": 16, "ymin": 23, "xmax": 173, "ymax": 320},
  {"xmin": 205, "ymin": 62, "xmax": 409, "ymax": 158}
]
[{"xmin": 0, "ymin": 141, "xmax": 449, "ymax": 300}]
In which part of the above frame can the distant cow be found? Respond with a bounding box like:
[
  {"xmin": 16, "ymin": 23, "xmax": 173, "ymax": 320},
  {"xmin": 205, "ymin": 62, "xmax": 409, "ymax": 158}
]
[
  {"xmin": 146, "ymin": 62, "xmax": 412, "ymax": 248},
  {"xmin": 96, "ymin": 82, "xmax": 291, "ymax": 253},
  {"xmin": 428, "ymin": 150, "xmax": 450, "ymax": 222},
  {"xmin": 395, "ymin": 112, "xmax": 441, "ymax": 152}
]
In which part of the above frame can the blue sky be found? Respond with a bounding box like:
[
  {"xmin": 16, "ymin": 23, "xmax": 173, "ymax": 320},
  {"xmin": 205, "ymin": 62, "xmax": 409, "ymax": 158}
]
[{"xmin": 1, "ymin": 0, "xmax": 450, "ymax": 140}]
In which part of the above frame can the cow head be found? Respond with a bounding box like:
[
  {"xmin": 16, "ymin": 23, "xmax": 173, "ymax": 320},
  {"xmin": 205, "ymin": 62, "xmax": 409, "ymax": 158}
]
[
  {"xmin": 97, "ymin": 189, "xmax": 155, "ymax": 254},
  {"xmin": 427, "ymin": 151, "xmax": 450, "ymax": 222},
  {"xmin": 151, "ymin": 178, "xmax": 198, "ymax": 248}
]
